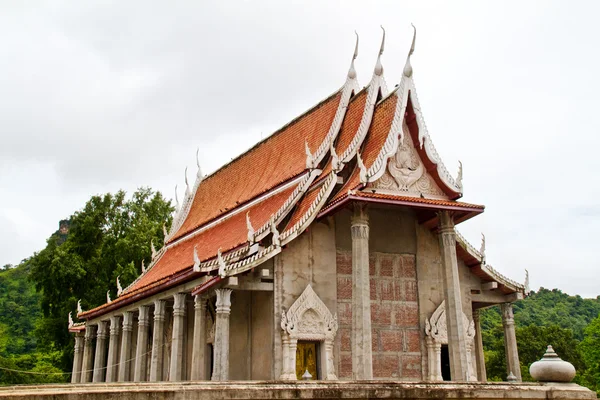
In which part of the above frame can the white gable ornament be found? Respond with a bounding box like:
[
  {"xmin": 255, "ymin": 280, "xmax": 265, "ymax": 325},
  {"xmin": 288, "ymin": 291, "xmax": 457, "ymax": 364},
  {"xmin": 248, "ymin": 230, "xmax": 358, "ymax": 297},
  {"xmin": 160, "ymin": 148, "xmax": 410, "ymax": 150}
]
[
  {"xmin": 279, "ymin": 284, "xmax": 338, "ymax": 381},
  {"xmin": 424, "ymin": 300, "xmax": 477, "ymax": 382}
]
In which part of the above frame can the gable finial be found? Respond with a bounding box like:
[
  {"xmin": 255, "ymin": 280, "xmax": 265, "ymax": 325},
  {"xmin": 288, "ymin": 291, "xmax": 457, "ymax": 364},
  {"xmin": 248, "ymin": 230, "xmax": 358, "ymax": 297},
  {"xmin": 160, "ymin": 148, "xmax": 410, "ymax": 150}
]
[
  {"xmin": 196, "ymin": 148, "xmax": 203, "ymax": 180},
  {"xmin": 246, "ymin": 212, "xmax": 255, "ymax": 243},
  {"xmin": 403, "ymin": 24, "xmax": 417, "ymax": 77},
  {"xmin": 141, "ymin": 259, "xmax": 146, "ymax": 273},
  {"xmin": 348, "ymin": 31, "xmax": 359, "ymax": 80},
  {"xmin": 480, "ymin": 233, "xmax": 486, "ymax": 261},
  {"xmin": 270, "ymin": 215, "xmax": 281, "ymax": 247},
  {"xmin": 217, "ymin": 248, "xmax": 227, "ymax": 278},
  {"xmin": 68, "ymin": 311, "xmax": 74, "ymax": 327},
  {"xmin": 116, "ymin": 276, "xmax": 123, "ymax": 296},
  {"xmin": 106, "ymin": 290, "xmax": 112, "ymax": 303},
  {"xmin": 193, "ymin": 245, "xmax": 201, "ymax": 272},
  {"xmin": 77, "ymin": 299, "xmax": 83, "ymax": 315},
  {"xmin": 305, "ymin": 139, "xmax": 315, "ymax": 169},
  {"xmin": 174, "ymin": 185, "xmax": 180, "ymax": 211},
  {"xmin": 162, "ymin": 224, "xmax": 168, "ymax": 242},
  {"xmin": 357, "ymin": 151, "xmax": 368, "ymax": 184},
  {"xmin": 456, "ymin": 160, "xmax": 463, "ymax": 189},
  {"xmin": 151, "ymin": 239, "xmax": 157, "ymax": 259},
  {"xmin": 524, "ymin": 269, "xmax": 530, "ymax": 295},
  {"xmin": 184, "ymin": 167, "xmax": 191, "ymax": 197},
  {"xmin": 374, "ymin": 26, "xmax": 385, "ymax": 76},
  {"xmin": 330, "ymin": 139, "xmax": 340, "ymax": 170}
]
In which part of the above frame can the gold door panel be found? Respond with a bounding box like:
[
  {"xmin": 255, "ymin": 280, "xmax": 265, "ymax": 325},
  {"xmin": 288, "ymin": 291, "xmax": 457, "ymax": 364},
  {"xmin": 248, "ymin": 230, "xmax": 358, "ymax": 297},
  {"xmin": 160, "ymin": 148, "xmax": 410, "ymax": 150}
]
[{"xmin": 296, "ymin": 341, "xmax": 318, "ymax": 380}]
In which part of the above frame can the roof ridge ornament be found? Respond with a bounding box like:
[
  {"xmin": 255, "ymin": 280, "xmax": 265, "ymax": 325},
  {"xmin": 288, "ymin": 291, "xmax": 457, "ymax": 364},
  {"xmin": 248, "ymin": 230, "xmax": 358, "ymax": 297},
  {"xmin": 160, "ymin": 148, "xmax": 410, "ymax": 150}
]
[
  {"xmin": 305, "ymin": 140, "xmax": 315, "ymax": 169},
  {"xmin": 374, "ymin": 26, "xmax": 385, "ymax": 76},
  {"xmin": 524, "ymin": 269, "xmax": 530, "ymax": 295},
  {"xmin": 116, "ymin": 276, "xmax": 123, "ymax": 296},
  {"xmin": 403, "ymin": 24, "xmax": 417, "ymax": 77},
  {"xmin": 106, "ymin": 290, "xmax": 112, "ymax": 303},
  {"xmin": 68, "ymin": 311, "xmax": 74, "ymax": 327},
  {"xmin": 193, "ymin": 245, "xmax": 201, "ymax": 272},
  {"xmin": 270, "ymin": 216, "xmax": 281, "ymax": 247},
  {"xmin": 330, "ymin": 139, "xmax": 340, "ymax": 170},
  {"xmin": 217, "ymin": 248, "xmax": 227, "ymax": 278},
  {"xmin": 357, "ymin": 151, "xmax": 368, "ymax": 184},
  {"xmin": 151, "ymin": 240, "xmax": 157, "ymax": 259},
  {"xmin": 246, "ymin": 212, "xmax": 255, "ymax": 243},
  {"xmin": 184, "ymin": 167, "xmax": 191, "ymax": 197},
  {"xmin": 77, "ymin": 299, "xmax": 83, "ymax": 315},
  {"xmin": 347, "ymin": 31, "xmax": 359, "ymax": 80},
  {"xmin": 456, "ymin": 160, "xmax": 463, "ymax": 190},
  {"xmin": 174, "ymin": 185, "xmax": 180, "ymax": 212},
  {"xmin": 141, "ymin": 259, "xmax": 146, "ymax": 273},
  {"xmin": 480, "ymin": 233, "xmax": 486, "ymax": 262},
  {"xmin": 162, "ymin": 224, "xmax": 168, "ymax": 243},
  {"xmin": 196, "ymin": 148, "xmax": 203, "ymax": 179}
]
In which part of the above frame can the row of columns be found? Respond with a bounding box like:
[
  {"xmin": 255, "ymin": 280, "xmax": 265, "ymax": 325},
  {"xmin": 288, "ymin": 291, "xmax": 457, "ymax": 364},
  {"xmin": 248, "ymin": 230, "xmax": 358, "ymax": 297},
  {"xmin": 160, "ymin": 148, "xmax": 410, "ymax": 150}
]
[{"xmin": 72, "ymin": 289, "xmax": 233, "ymax": 383}]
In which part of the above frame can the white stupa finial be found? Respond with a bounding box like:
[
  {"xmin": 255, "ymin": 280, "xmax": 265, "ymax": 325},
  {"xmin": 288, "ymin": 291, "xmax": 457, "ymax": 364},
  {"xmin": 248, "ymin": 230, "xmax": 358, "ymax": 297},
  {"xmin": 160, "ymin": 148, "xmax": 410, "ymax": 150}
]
[
  {"xmin": 217, "ymin": 248, "xmax": 227, "ymax": 278},
  {"xmin": 270, "ymin": 216, "xmax": 281, "ymax": 247},
  {"xmin": 116, "ymin": 276, "xmax": 123, "ymax": 296},
  {"xmin": 196, "ymin": 148, "xmax": 203, "ymax": 180},
  {"xmin": 151, "ymin": 239, "xmax": 157, "ymax": 259},
  {"xmin": 305, "ymin": 139, "xmax": 315, "ymax": 169},
  {"xmin": 348, "ymin": 31, "xmax": 359, "ymax": 80},
  {"xmin": 246, "ymin": 212, "xmax": 255, "ymax": 243},
  {"xmin": 374, "ymin": 26, "xmax": 385, "ymax": 76},
  {"xmin": 480, "ymin": 233, "xmax": 486, "ymax": 260},
  {"xmin": 184, "ymin": 167, "xmax": 191, "ymax": 197},
  {"xmin": 456, "ymin": 160, "xmax": 463, "ymax": 190},
  {"xmin": 106, "ymin": 290, "xmax": 112, "ymax": 303},
  {"xmin": 193, "ymin": 245, "xmax": 201, "ymax": 272},
  {"xmin": 68, "ymin": 311, "xmax": 74, "ymax": 327},
  {"xmin": 357, "ymin": 151, "xmax": 368, "ymax": 184},
  {"xmin": 77, "ymin": 299, "xmax": 83, "ymax": 315},
  {"xmin": 141, "ymin": 259, "xmax": 146, "ymax": 273},
  {"xmin": 403, "ymin": 24, "xmax": 417, "ymax": 77}
]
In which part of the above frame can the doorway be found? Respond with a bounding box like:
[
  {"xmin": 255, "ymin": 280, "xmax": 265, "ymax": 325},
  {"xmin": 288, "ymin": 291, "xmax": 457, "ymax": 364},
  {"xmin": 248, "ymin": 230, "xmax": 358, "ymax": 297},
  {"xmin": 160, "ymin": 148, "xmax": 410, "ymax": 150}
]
[
  {"xmin": 295, "ymin": 341, "xmax": 319, "ymax": 380},
  {"xmin": 441, "ymin": 344, "xmax": 451, "ymax": 381}
]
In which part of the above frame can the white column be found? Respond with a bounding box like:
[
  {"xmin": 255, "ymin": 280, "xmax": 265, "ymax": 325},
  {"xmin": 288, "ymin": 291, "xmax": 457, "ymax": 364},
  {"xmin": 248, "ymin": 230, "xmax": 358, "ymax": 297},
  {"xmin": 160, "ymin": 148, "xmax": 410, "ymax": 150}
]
[
  {"xmin": 501, "ymin": 303, "xmax": 522, "ymax": 382},
  {"xmin": 438, "ymin": 211, "xmax": 468, "ymax": 381},
  {"xmin": 134, "ymin": 306, "xmax": 150, "ymax": 382},
  {"xmin": 71, "ymin": 332, "xmax": 85, "ymax": 383},
  {"xmin": 149, "ymin": 299, "xmax": 166, "ymax": 381},
  {"xmin": 169, "ymin": 293, "xmax": 187, "ymax": 381},
  {"xmin": 80, "ymin": 325, "xmax": 95, "ymax": 383},
  {"xmin": 105, "ymin": 316, "xmax": 121, "ymax": 382},
  {"xmin": 92, "ymin": 321, "xmax": 108, "ymax": 382},
  {"xmin": 191, "ymin": 295, "xmax": 207, "ymax": 380},
  {"xmin": 351, "ymin": 203, "xmax": 373, "ymax": 379},
  {"xmin": 211, "ymin": 288, "xmax": 232, "ymax": 381},
  {"xmin": 473, "ymin": 309, "xmax": 487, "ymax": 382},
  {"xmin": 118, "ymin": 311, "xmax": 134, "ymax": 382}
]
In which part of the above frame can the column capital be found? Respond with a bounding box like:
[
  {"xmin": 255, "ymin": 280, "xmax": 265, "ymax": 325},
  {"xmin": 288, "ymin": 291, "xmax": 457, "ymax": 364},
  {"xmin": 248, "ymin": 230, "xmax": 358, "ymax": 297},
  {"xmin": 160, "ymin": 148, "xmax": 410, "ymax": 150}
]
[
  {"xmin": 437, "ymin": 210, "xmax": 456, "ymax": 233},
  {"xmin": 96, "ymin": 320, "xmax": 109, "ymax": 339},
  {"xmin": 122, "ymin": 311, "xmax": 134, "ymax": 332},
  {"xmin": 173, "ymin": 293, "xmax": 187, "ymax": 317},
  {"xmin": 472, "ymin": 309, "xmax": 480, "ymax": 320},
  {"xmin": 351, "ymin": 203, "xmax": 369, "ymax": 226},
  {"xmin": 74, "ymin": 334, "xmax": 85, "ymax": 353},
  {"xmin": 110, "ymin": 316, "xmax": 121, "ymax": 336},
  {"xmin": 215, "ymin": 288, "xmax": 232, "ymax": 314},
  {"xmin": 194, "ymin": 294, "xmax": 207, "ymax": 310},
  {"xmin": 501, "ymin": 303, "xmax": 515, "ymax": 325},
  {"xmin": 84, "ymin": 324, "xmax": 96, "ymax": 342},
  {"xmin": 138, "ymin": 305, "xmax": 151, "ymax": 327},
  {"xmin": 154, "ymin": 299, "xmax": 166, "ymax": 322}
]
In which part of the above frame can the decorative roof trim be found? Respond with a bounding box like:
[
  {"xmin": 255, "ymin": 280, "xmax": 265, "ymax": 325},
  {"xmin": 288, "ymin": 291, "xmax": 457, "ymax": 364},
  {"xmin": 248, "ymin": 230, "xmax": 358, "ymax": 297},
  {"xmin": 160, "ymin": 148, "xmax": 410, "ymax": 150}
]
[
  {"xmin": 121, "ymin": 246, "xmax": 167, "ymax": 295},
  {"xmin": 454, "ymin": 229, "xmax": 525, "ymax": 292}
]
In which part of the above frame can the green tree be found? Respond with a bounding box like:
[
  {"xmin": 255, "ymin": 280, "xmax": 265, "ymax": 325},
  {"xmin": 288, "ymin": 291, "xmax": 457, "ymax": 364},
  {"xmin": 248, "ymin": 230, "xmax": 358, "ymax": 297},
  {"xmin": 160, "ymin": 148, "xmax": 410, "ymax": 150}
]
[
  {"xmin": 27, "ymin": 187, "xmax": 173, "ymax": 372},
  {"xmin": 579, "ymin": 315, "xmax": 600, "ymax": 393}
]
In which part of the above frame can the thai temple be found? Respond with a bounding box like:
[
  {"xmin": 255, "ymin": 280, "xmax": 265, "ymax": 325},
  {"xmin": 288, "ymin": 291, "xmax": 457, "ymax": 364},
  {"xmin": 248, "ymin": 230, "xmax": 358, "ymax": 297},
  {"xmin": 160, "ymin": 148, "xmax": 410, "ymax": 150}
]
[{"xmin": 69, "ymin": 27, "xmax": 531, "ymax": 385}]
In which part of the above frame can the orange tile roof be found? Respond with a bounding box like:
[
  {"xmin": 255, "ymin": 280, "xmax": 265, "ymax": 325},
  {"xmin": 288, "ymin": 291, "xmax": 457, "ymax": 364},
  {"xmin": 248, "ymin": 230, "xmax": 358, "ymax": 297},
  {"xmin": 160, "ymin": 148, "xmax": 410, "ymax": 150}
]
[
  {"xmin": 170, "ymin": 91, "xmax": 342, "ymax": 242},
  {"xmin": 284, "ymin": 184, "xmax": 322, "ymax": 231},
  {"xmin": 335, "ymin": 89, "xmax": 368, "ymax": 155}
]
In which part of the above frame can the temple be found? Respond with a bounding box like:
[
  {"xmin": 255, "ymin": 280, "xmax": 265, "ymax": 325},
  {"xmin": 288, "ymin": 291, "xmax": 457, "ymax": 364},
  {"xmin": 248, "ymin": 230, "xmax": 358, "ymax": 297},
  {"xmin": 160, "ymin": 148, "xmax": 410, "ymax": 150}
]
[{"xmin": 69, "ymin": 27, "xmax": 528, "ymax": 384}]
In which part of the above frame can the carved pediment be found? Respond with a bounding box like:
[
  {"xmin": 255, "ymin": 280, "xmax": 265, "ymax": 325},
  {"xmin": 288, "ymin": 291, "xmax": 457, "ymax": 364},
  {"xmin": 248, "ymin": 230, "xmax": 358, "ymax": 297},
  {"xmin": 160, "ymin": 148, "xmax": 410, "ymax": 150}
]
[
  {"xmin": 425, "ymin": 300, "xmax": 475, "ymax": 344},
  {"xmin": 281, "ymin": 284, "xmax": 338, "ymax": 341},
  {"xmin": 370, "ymin": 122, "xmax": 447, "ymax": 198}
]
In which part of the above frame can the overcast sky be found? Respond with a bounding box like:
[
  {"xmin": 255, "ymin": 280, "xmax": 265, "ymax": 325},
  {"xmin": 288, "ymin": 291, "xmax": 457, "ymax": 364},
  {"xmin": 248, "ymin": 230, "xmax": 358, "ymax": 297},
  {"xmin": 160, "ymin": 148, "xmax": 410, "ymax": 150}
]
[{"xmin": 1, "ymin": 1, "xmax": 599, "ymax": 297}]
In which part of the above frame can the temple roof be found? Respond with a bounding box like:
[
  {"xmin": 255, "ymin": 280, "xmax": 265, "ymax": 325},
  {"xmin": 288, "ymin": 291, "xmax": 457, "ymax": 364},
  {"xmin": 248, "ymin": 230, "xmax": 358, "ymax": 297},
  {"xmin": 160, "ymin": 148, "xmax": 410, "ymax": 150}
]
[{"xmin": 78, "ymin": 30, "xmax": 525, "ymax": 321}]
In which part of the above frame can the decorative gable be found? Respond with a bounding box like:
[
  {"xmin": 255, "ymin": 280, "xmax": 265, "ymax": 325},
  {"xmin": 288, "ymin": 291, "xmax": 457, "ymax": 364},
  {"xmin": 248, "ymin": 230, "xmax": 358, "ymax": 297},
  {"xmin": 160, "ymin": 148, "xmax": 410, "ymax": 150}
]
[{"xmin": 367, "ymin": 121, "xmax": 447, "ymax": 199}]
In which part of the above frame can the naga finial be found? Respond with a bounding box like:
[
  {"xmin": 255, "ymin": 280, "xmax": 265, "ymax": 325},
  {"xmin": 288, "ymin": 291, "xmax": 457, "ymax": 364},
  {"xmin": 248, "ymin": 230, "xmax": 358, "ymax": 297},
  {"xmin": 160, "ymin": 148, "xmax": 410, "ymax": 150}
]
[
  {"xmin": 196, "ymin": 148, "xmax": 203, "ymax": 180},
  {"xmin": 357, "ymin": 151, "xmax": 368, "ymax": 184},
  {"xmin": 348, "ymin": 31, "xmax": 359, "ymax": 80},
  {"xmin": 403, "ymin": 24, "xmax": 417, "ymax": 77},
  {"xmin": 106, "ymin": 290, "xmax": 112, "ymax": 303},
  {"xmin": 480, "ymin": 233, "xmax": 486, "ymax": 261},
  {"xmin": 217, "ymin": 248, "xmax": 227, "ymax": 278},
  {"xmin": 246, "ymin": 212, "xmax": 255, "ymax": 243},
  {"xmin": 141, "ymin": 259, "xmax": 146, "ymax": 273},
  {"xmin": 374, "ymin": 26, "xmax": 385, "ymax": 76},
  {"xmin": 270, "ymin": 216, "xmax": 281, "ymax": 247},
  {"xmin": 524, "ymin": 269, "xmax": 530, "ymax": 295},
  {"xmin": 151, "ymin": 239, "xmax": 157, "ymax": 259},
  {"xmin": 174, "ymin": 185, "xmax": 180, "ymax": 211},
  {"xmin": 456, "ymin": 160, "xmax": 463, "ymax": 189},
  {"xmin": 330, "ymin": 139, "xmax": 340, "ymax": 171},
  {"xmin": 305, "ymin": 139, "xmax": 314, "ymax": 169},
  {"xmin": 68, "ymin": 311, "xmax": 74, "ymax": 327},
  {"xmin": 162, "ymin": 224, "xmax": 168, "ymax": 242},
  {"xmin": 184, "ymin": 167, "xmax": 191, "ymax": 197},
  {"xmin": 116, "ymin": 276, "xmax": 123, "ymax": 296},
  {"xmin": 193, "ymin": 245, "xmax": 201, "ymax": 272},
  {"xmin": 77, "ymin": 299, "xmax": 83, "ymax": 315}
]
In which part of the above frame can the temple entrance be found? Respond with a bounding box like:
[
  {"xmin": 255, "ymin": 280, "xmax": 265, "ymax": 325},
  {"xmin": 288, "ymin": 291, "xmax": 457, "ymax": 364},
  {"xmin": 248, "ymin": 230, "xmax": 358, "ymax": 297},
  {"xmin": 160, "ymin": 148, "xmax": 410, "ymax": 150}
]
[
  {"xmin": 295, "ymin": 341, "xmax": 319, "ymax": 380},
  {"xmin": 441, "ymin": 345, "xmax": 451, "ymax": 381}
]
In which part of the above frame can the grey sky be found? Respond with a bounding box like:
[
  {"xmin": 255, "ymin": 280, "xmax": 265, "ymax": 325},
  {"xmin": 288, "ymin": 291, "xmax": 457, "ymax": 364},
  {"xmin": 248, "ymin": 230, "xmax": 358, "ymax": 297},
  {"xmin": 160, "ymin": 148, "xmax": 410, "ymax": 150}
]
[{"xmin": 1, "ymin": 1, "xmax": 598, "ymax": 297}]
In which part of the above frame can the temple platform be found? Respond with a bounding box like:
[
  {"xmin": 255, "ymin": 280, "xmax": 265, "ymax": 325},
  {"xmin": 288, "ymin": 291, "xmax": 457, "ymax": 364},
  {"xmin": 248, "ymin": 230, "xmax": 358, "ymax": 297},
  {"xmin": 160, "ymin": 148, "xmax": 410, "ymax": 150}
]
[{"xmin": 0, "ymin": 381, "xmax": 596, "ymax": 400}]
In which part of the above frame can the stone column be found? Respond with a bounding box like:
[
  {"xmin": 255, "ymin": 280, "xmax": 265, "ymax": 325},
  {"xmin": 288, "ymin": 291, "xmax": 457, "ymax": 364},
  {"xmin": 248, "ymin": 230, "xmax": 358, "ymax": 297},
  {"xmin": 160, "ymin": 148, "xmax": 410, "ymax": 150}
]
[
  {"xmin": 134, "ymin": 306, "xmax": 150, "ymax": 382},
  {"xmin": 472, "ymin": 309, "xmax": 487, "ymax": 382},
  {"xmin": 71, "ymin": 332, "xmax": 85, "ymax": 383},
  {"xmin": 81, "ymin": 325, "xmax": 96, "ymax": 383},
  {"xmin": 169, "ymin": 293, "xmax": 187, "ymax": 381},
  {"xmin": 92, "ymin": 321, "xmax": 108, "ymax": 382},
  {"xmin": 149, "ymin": 299, "xmax": 166, "ymax": 381},
  {"xmin": 105, "ymin": 316, "xmax": 121, "ymax": 382},
  {"xmin": 437, "ymin": 211, "xmax": 468, "ymax": 381},
  {"xmin": 211, "ymin": 288, "xmax": 232, "ymax": 381},
  {"xmin": 501, "ymin": 303, "xmax": 522, "ymax": 382},
  {"xmin": 351, "ymin": 203, "xmax": 373, "ymax": 380},
  {"xmin": 191, "ymin": 295, "xmax": 207, "ymax": 380},
  {"xmin": 118, "ymin": 311, "xmax": 134, "ymax": 382}
]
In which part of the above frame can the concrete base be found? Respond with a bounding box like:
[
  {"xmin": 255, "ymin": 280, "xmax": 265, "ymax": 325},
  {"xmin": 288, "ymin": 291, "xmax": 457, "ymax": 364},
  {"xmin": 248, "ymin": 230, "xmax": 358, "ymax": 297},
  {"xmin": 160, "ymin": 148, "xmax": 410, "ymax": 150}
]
[{"xmin": 0, "ymin": 381, "xmax": 596, "ymax": 400}]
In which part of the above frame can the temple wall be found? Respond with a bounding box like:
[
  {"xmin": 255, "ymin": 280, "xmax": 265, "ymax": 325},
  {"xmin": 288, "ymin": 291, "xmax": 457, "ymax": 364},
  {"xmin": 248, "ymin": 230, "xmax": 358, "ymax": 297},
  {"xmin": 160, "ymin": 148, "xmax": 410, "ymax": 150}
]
[
  {"xmin": 250, "ymin": 291, "xmax": 273, "ymax": 379},
  {"xmin": 230, "ymin": 291, "xmax": 251, "ymax": 380},
  {"xmin": 335, "ymin": 207, "xmax": 422, "ymax": 380}
]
